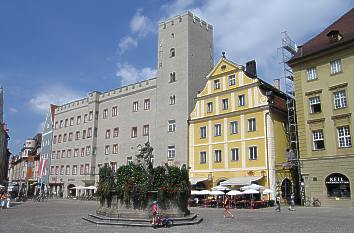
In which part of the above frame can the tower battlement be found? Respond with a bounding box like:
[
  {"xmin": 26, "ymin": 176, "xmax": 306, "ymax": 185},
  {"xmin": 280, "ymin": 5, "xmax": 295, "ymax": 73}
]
[{"xmin": 159, "ymin": 11, "xmax": 213, "ymax": 31}]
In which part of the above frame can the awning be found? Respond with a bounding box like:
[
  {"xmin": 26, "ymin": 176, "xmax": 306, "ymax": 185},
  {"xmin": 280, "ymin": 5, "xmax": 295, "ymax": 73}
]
[
  {"xmin": 220, "ymin": 176, "xmax": 263, "ymax": 186},
  {"xmin": 190, "ymin": 177, "xmax": 208, "ymax": 185}
]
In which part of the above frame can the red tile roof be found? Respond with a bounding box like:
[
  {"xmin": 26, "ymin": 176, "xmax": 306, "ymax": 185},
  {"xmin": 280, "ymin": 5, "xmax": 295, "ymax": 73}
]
[{"xmin": 289, "ymin": 8, "xmax": 354, "ymax": 64}]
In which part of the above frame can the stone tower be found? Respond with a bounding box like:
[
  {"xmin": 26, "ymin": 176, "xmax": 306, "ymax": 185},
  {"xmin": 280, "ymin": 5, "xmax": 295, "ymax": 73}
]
[{"xmin": 154, "ymin": 12, "xmax": 214, "ymax": 165}]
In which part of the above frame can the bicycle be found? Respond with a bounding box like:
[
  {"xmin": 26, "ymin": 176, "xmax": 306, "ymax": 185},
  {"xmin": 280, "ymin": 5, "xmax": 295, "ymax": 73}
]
[{"xmin": 304, "ymin": 197, "xmax": 321, "ymax": 207}]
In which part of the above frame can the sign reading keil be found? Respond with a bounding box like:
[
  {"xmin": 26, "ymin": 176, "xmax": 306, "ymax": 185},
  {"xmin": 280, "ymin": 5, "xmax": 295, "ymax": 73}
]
[{"xmin": 325, "ymin": 173, "xmax": 349, "ymax": 184}]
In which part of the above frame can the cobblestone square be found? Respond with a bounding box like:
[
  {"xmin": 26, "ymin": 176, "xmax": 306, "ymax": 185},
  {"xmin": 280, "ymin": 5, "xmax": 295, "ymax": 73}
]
[{"xmin": 1, "ymin": 200, "xmax": 353, "ymax": 233}]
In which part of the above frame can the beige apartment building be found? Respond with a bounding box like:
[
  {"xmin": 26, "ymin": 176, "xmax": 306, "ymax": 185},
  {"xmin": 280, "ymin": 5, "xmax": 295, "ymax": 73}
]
[{"xmin": 288, "ymin": 8, "xmax": 354, "ymax": 207}]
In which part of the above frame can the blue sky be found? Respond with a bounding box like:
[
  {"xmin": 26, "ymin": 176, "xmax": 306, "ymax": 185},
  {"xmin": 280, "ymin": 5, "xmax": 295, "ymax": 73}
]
[{"xmin": 1, "ymin": 0, "xmax": 353, "ymax": 154}]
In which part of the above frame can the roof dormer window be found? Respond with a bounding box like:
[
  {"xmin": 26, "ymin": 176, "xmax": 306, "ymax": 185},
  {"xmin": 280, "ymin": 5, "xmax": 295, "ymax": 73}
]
[{"xmin": 326, "ymin": 30, "xmax": 343, "ymax": 43}]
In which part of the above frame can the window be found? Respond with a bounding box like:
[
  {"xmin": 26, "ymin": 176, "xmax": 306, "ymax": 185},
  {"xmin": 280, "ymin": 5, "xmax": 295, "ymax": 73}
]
[
  {"xmin": 86, "ymin": 146, "xmax": 91, "ymax": 156},
  {"xmin": 65, "ymin": 119, "xmax": 68, "ymax": 127},
  {"xmin": 131, "ymin": 127, "xmax": 137, "ymax": 138},
  {"xmin": 200, "ymin": 126, "xmax": 207, "ymax": 139},
  {"xmin": 231, "ymin": 148, "xmax": 239, "ymax": 161},
  {"xmin": 77, "ymin": 116, "xmax": 81, "ymax": 125},
  {"xmin": 249, "ymin": 146, "xmax": 258, "ymax": 160},
  {"xmin": 333, "ymin": 90, "xmax": 347, "ymax": 109},
  {"xmin": 143, "ymin": 125, "xmax": 149, "ymax": 136},
  {"xmin": 222, "ymin": 98, "xmax": 229, "ymax": 110},
  {"xmin": 94, "ymin": 127, "xmax": 97, "ymax": 137},
  {"xmin": 169, "ymin": 95, "xmax": 176, "ymax": 105},
  {"xmin": 82, "ymin": 130, "xmax": 86, "ymax": 139},
  {"xmin": 112, "ymin": 144, "xmax": 118, "ymax": 154},
  {"xmin": 70, "ymin": 117, "xmax": 74, "ymax": 126},
  {"xmin": 81, "ymin": 148, "xmax": 85, "ymax": 157},
  {"xmin": 60, "ymin": 120, "xmax": 63, "ymax": 128},
  {"xmin": 167, "ymin": 146, "xmax": 175, "ymax": 159},
  {"xmin": 105, "ymin": 145, "xmax": 110, "ymax": 155},
  {"xmin": 200, "ymin": 151, "xmax": 207, "ymax": 164},
  {"xmin": 105, "ymin": 129, "xmax": 111, "ymax": 139},
  {"xmin": 60, "ymin": 165, "xmax": 64, "ymax": 175},
  {"xmin": 58, "ymin": 135, "xmax": 62, "ymax": 143},
  {"xmin": 80, "ymin": 165, "xmax": 84, "ymax": 175},
  {"xmin": 337, "ymin": 126, "xmax": 352, "ymax": 148},
  {"xmin": 170, "ymin": 48, "xmax": 175, "ymax": 57},
  {"xmin": 127, "ymin": 156, "xmax": 133, "ymax": 164},
  {"xmin": 51, "ymin": 151, "xmax": 56, "ymax": 159},
  {"xmin": 72, "ymin": 165, "xmax": 77, "ymax": 175},
  {"xmin": 313, "ymin": 130, "xmax": 325, "ymax": 150},
  {"xmin": 214, "ymin": 124, "xmax": 222, "ymax": 136},
  {"xmin": 74, "ymin": 149, "xmax": 79, "ymax": 157},
  {"xmin": 55, "ymin": 166, "xmax": 59, "ymax": 175},
  {"xmin": 112, "ymin": 106, "xmax": 118, "ymax": 117},
  {"xmin": 248, "ymin": 118, "xmax": 256, "ymax": 132},
  {"xmin": 87, "ymin": 128, "xmax": 92, "ymax": 138},
  {"xmin": 309, "ymin": 96, "xmax": 321, "ymax": 113},
  {"xmin": 55, "ymin": 121, "xmax": 58, "ymax": 129},
  {"xmin": 56, "ymin": 150, "xmax": 60, "ymax": 159},
  {"xmin": 307, "ymin": 67, "xmax": 317, "ymax": 80},
  {"xmin": 84, "ymin": 114, "xmax": 88, "ymax": 123},
  {"xmin": 230, "ymin": 121, "xmax": 238, "ymax": 134},
  {"xmin": 169, "ymin": 72, "xmax": 176, "ymax": 82},
  {"xmin": 89, "ymin": 111, "xmax": 93, "ymax": 121},
  {"xmin": 207, "ymin": 102, "xmax": 213, "ymax": 113},
  {"xmin": 330, "ymin": 59, "xmax": 342, "ymax": 74},
  {"xmin": 133, "ymin": 101, "xmax": 138, "ymax": 112},
  {"xmin": 111, "ymin": 162, "xmax": 117, "ymax": 173},
  {"xmin": 238, "ymin": 95, "xmax": 245, "ymax": 106},
  {"xmin": 61, "ymin": 150, "xmax": 66, "ymax": 158},
  {"xmin": 68, "ymin": 132, "xmax": 73, "ymax": 141},
  {"xmin": 229, "ymin": 74, "xmax": 236, "ymax": 86},
  {"xmin": 214, "ymin": 150, "xmax": 222, "ymax": 163},
  {"xmin": 103, "ymin": 109, "xmax": 108, "ymax": 119},
  {"xmin": 214, "ymin": 79, "xmax": 220, "ymax": 90},
  {"xmin": 53, "ymin": 136, "xmax": 57, "ymax": 144},
  {"xmin": 75, "ymin": 131, "xmax": 80, "ymax": 140},
  {"xmin": 168, "ymin": 120, "xmax": 176, "ymax": 132},
  {"xmin": 85, "ymin": 164, "xmax": 90, "ymax": 175},
  {"xmin": 113, "ymin": 127, "xmax": 119, "ymax": 137},
  {"xmin": 66, "ymin": 165, "xmax": 70, "ymax": 175},
  {"xmin": 50, "ymin": 166, "xmax": 54, "ymax": 175},
  {"xmin": 325, "ymin": 173, "xmax": 351, "ymax": 198},
  {"xmin": 67, "ymin": 149, "xmax": 71, "ymax": 158},
  {"xmin": 144, "ymin": 99, "xmax": 150, "ymax": 110}
]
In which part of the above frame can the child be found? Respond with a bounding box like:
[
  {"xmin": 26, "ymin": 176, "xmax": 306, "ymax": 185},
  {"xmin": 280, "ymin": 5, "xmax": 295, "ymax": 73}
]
[{"xmin": 151, "ymin": 201, "xmax": 158, "ymax": 225}]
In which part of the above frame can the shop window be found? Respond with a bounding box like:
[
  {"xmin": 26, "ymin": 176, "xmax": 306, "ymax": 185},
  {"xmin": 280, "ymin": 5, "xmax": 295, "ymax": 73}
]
[
  {"xmin": 281, "ymin": 178, "xmax": 292, "ymax": 199},
  {"xmin": 325, "ymin": 173, "xmax": 350, "ymax": 198}
]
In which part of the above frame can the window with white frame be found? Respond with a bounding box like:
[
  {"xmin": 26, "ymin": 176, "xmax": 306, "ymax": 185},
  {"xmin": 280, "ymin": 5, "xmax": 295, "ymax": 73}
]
[
  {"xmin": 229, "ymin": 74, "xmax": 236, "ymax": 86},
  {"xmin": 85, "ymin": 164, "xmax": 90, "ymax": 175},
  {"xmin": 169, "ymin": 95, "xmax": 176, "ymax": 105},
  {"xmin": 86, "ymin": 146, "xmax": 91, "ymax": 156},
  {"xmin": 113, "ymin": 127, "xmax": 119, "ymax": 137},
  {"xmin": 51, "ymin": 151, "xmax": 55, "ymax": 159},
  {"xmin": 50, "ymin": 166, "xmax": 54, "ymax": 175},
  {"xmin": 312, "ymin": 130, "xmax": 325, "ymax": 150},
  {"xmin": 112, "ymin": 144, "xmax": 118, "ymax": 154},
  {"xmin": 214, "ymin": 124, "xmax": 222, "ymax": 136},
  {"xmin": 248, "ymin": 118, "xmax": 256, "ymax": 132},
  {"xmin": 167, "ymin": 146, "xmax": 175, "ymax": 159},
  {"xmin": 200, "ymin": 126, "xmax": 207, "ymax": 139},
  {"xmin": 67, "ymin": 149, "xmax": 71, "ymax": 158},
  {"xmin": 63, "ymin": 134, "xmax": 67, "ymax": 142},
  {"xmin": 144, "ymin": 99, "xmax": 151, "ymax": 110},
  {"xmin": 207, "ymin": 102, "xmax": 213, "ymax": 113},
  {"xmin": 74, "ymin": 149, "xmax": 79, "ymax": 157},
  {"xmin": 131, "ymin": 127, "xmax": 137, "ymax": 138},
  {"xmin": 238, "ymin": 95, "xmax": 245, "ymax": 106},
  {"xmin": 168, "ymin": 120, "xmax": 176, "ymax": 132},
  {"xmin": 89, "ymin": 111, "xmax": 93, "ymax": 121},
  {"xmin": 231, "ymin": 148, "xmax": 239, "ymax": 161},
  {"xmin": 200, "ymin": 151, "xmax": 207, "ymax": 164},
  {"xmin": 81, "ymin": 148, "xmax": 85, "ymax": 157},
  {"xmin": 133, "ymin": 101, "xmax": 139, "ymax": 112},
  {"xmin": 61, "ymin": 150, "xmax": 66, "ymax": 158},
  {"xmin": 84, "ymin": 114, "xmax": 88, "ymax": 123},
  {"xmin": 333, "ymin": 90, "xmax": 347, "ymax": 109},
  {"xmin": 60, "ymin": 165, "xmax": 64, "ymax": 175},
  {"xmin": 72, "ymin": 165, "xmax": 77, "ymax": 175},
  {"xmin": 82, "ymin": 130, "xmax": 86, "ymax": 139},
  {"xmin": 87, "ymin": 128, "xmax": 92, "ymax": 138},
  {"xmin": 230, "ymin": 121, "xmax": 238, "ymax": 134},
  {"xmin": 214, "ymin": 150, "xmax": 222, "ymax": 162},
  {"xmin": 143, "ymin": 125, "xmax": 149, "ymax": 136},
  {"xmin": 58, "ymin": 135, "xmax": 62, "ymax": 143},
  {"xmin": 75, "ymin": 131, "xmax": 80, "ymax": 140},
  {"xmin": 55, "ymin": 166, "xmax": 59, "ymax": 175},
  {"xmin": 112, "ymin": 106, "xmax": 118, "ymax": 117},
  {"xmin": 80, "ymin": 165, "xmax": 84, "ymax": 175},
  {"xmin": 222, "ymin": 98, "xmax": 229, "ymax": 110},
  {"xmin": 214, "ymin": 79, "xmax": 220, "ymax": 90},
  {"xmin": 66, "ymin": 165, "xmax": 70, "ymax": 175},
  {"xmin": 76, "ymin": 116, "xmax": 81, "ymax": 125},
  {"xmin": 330, "ymin": 59, "xmax": 342, "ymax": 74},
  {"xmin": 249, "ymin": 146, "xmax": 258, "ymax": 160},
  {"xmin": 105, "ymin": 145, "xmax": 110, "ymax": 155},
  {"xmin": 103, "ymin": 109, "xmax": 108, "ymax": 119},
  {"xmin": 64, "ymin": 119, "xmax": 68, "ymax": 127},
  {"xmin": 307, "ymin": 67, "xmax": 317, "ymax": 80},
  {"xmin": 70, "ymin": 117, "xmax": 74, "ymax": 126},
  {"xmin": 105, "ymin": 129, "xmax": 111, "ymax": 139},
  {"xmin": 68, "ymin": 132, "xmax": 73, "ymax": 141},
  {"xmin": 337, "ymin": 126, "xmax": 352, "ymax": 148},
  {"xmin": 309, "ymin": 96, "xmax": 321, "ymax": 113}
]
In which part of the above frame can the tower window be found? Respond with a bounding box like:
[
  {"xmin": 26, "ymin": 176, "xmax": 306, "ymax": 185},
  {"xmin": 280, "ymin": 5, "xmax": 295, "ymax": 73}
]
[
  {"xmin": 170, "ymin": 48, "xmax": 175, "ymax": 57},
  {"xmin": 169, "ymin": 72, "xmax": 176, "ymax": 82}
]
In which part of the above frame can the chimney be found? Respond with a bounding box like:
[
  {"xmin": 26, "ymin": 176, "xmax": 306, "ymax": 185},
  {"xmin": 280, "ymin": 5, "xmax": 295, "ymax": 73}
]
[
  {"xmin": 246, "ymin": 60, "xmax": 257, "ymax": 77},
  {"xmin": 273, "ymin": 79, "xmax": 281, "ymax": 90}
]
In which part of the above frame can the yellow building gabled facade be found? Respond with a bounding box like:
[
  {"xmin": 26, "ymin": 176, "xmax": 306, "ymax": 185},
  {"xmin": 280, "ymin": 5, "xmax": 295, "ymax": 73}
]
[{"xmin": 189, "ymin": 57, "xmax": 296, "ymax": 199}]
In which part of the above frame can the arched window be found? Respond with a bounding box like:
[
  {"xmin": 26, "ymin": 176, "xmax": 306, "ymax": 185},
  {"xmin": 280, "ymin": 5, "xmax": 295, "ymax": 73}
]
[
  {"xmin": 325, "ymin": 173, "xmax": 350, "ymax": 198},
  {"xmin": 170, "ymin": 48, "xmax": 175, "ymax": 57},
  {"xmin": 281, "ymin": 178, "xmax": 292, "ymax": 199}
]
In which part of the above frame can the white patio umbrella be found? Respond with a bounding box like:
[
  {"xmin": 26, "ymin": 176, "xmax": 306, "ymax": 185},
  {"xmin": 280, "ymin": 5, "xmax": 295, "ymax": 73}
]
[
  {"xmin": 209, "ymin": 190, "xmax": 225, "ymax": 195},
  {"xmin": 242, "ymin": 189, "xmax": 259, "ymax": 194},
  {"xmin": 226, "ymin": 190, "xmax": 243, "ymax": 196},
  {"xmin": 212, "ymin": 185, "xmax": 231, "ymax": 191},
  {"xmin": 191, "ymin": 190, "xmax": 201, "ymax": 195},
  {"xmin": 87, "ymin": 186, "xmax": 97, "ymax": 190},
  {"xmin": 240, "ymin": 184, "xmax": 265, "ymax": 191},
  {"xmin": 0, "ymin": 185, "xmax": 5, "ymax": 188},
  {"xmin": 262, "ymin": 189, "xmax": 273, "ymax": 194},
  {"xmin": 198, "ymin": 190, "xmax": 210, "ymax": 195}
]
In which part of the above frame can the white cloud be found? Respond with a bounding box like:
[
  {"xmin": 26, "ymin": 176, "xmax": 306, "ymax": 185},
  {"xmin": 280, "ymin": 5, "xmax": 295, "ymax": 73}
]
[
  {"xmin": 29, "ymin": 84, "xmax": 84, "ymax": 115},
  {"xmin": 130, "ymin": 8, "xmax": 154, "ymax": 37},
  {"xmin": 9, "ymin": 107, "xmax": 18, "ymax": 113},
  {"xmin": 116, "ymin": 63, "xmax": 157, "ymax": 86},
  {"xmin": 162, "ymin": 0, "xmax": 353, "ymax": 83},
  {"xmin": 118, "ymin": 36, "xmax": 138, "ymax": 55}
]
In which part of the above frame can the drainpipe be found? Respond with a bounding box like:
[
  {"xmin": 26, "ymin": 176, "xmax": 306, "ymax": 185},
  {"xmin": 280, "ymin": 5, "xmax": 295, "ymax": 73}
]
[{"xmin": 264, "ymin": 111, "xmax": 271, "ymax": 200}]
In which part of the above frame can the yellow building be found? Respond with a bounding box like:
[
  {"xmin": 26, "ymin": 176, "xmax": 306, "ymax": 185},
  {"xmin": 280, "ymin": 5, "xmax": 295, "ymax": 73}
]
[{"xmin": 188, "ymin": 56, "xmax": 296, "ymax": 199}]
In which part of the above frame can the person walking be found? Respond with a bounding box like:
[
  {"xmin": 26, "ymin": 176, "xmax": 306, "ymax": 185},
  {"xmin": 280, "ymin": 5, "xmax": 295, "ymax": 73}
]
[
  {"xmin": 275, "ymin": 193, "xmax": 281, "ymax": 212},
  {"xmin": 151, "ymin": 200, "xmax": 158, "ymax": 225},
  {"xmin": 0, "ymin": 192, "xmax": 5, "ymax": 209},
  {"xmin": 288, "ymin": 193, "xmax": 295, "ymax": 211},
  {"xmin": 223, "ymin": 195, "xmax": 234, "ymax": 218}
]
